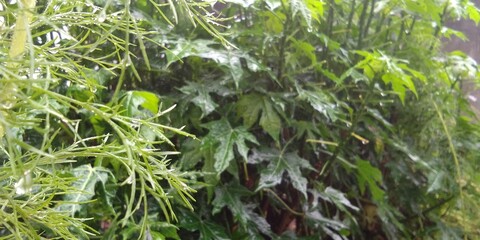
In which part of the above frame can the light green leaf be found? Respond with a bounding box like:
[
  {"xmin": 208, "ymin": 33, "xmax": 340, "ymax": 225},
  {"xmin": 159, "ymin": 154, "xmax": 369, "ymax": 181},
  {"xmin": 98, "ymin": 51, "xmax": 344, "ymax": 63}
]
[
  {"xmin": 265, "ymin": 11, "xmax": 286, "ymax": 34},
  {"xmin": 293, "ymin": 39, "xmax": 317, "ymax": 64},
  {"xmin": 122, "ymin": 90, "xmax": 159, "ymax": 117},
  {"xmin": 467, "ymin": 2, "xmax": 480, "ymax": 24},
  {"xmin": 290, "ymin": 0, "xmax": 323, "ymax": 29}
]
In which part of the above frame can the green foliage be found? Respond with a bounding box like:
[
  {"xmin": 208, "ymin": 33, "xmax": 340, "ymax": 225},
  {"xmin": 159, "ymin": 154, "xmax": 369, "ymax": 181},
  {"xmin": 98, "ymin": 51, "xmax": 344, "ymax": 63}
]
[
  {"xmin": 145, "ymin": 0, "xmax": 480, "ymax": 238},
  {"xmin": 2, "ymin": 0, "xmax": 480, "ymax": 238},
  {"xmin": 0, "ymin": 0, "xmax": 220, "ymax": 238}
]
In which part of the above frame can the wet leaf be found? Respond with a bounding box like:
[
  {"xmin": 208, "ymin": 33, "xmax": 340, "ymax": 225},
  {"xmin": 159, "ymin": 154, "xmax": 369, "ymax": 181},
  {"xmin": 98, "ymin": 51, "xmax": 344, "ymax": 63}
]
[
  {"xmin": 203, "ymin": 119, "xmax": 259, "ymax": 175},
  {"xmin": 180, "ymin": 210, "xmax": 230, "ymax": 240},
  {"xmin": 355, "ymin": 159, "xmax": 384, "ymax": 201},
  {"xmin": 253, "ymin": 148, "xmax": 313, "ymax": 198},
  {"xmin": 237, "ymin": 94, "xmax": 282, "ymax": 142},
  {"xmin": 58, "ymin": 165, "xmax": 111, "ymax": 215},
  {"xmin": 122, "ymin": 91, "xmax": 159, "ymax": 117}
]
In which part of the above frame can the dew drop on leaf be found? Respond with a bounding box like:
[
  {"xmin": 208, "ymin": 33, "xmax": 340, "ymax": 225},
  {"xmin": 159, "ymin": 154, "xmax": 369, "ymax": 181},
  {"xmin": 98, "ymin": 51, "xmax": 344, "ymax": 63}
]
[
  {"xmin": 97, "ymin": 11, "xmax": 106, "ymax": 23},
  {"xmin": 15, "ymin": 170, "xmax": 32, "ymax": 195}
]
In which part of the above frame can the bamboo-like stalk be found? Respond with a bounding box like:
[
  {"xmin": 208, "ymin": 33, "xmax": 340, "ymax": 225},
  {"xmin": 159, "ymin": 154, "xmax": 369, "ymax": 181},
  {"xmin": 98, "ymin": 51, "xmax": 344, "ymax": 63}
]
[{"xmin": 9, "ymin": 0, "xmax": 36, "ymax": 59}]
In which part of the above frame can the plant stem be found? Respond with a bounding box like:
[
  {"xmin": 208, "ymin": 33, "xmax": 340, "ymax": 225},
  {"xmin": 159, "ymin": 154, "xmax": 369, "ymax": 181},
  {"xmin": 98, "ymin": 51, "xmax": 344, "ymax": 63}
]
[
  {"xmin": 345, "ymin": 0, "xmax": 356, "ymax": 41},
  {"xmin": 363, "ymin": 0, "xmax": 376, "ymax": 38},
  {"xmin": 356, "ymin": 0, "xmax": 369, "ymax": 48},
  {"xmin": 276, "ymin": 0, "xmax": 290, "ymax": 87},
  {"xmin": 319, "ymin": 75, "xmax": 376, "ymax": 179}
]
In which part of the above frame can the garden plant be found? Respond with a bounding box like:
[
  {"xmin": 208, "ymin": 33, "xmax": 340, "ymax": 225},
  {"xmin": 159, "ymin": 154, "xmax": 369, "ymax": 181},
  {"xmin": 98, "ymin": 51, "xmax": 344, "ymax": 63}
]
[{"xmin": 1, "ymin": 0, "xmax": 480, "ymax": 239}]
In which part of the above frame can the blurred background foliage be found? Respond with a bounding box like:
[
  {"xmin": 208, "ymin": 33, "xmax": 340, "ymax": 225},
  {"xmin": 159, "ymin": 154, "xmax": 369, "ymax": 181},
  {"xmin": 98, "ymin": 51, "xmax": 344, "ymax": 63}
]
[{"xmin": 1, "ymin": 0, "xmax": 480, "ymax": 239}]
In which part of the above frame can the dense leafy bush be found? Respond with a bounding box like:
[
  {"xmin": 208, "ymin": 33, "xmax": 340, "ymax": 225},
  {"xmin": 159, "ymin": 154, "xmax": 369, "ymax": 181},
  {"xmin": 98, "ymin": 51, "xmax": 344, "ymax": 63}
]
[{"xmin": 1, "ymin": 0, "xmax": 480, "ymax": 239}]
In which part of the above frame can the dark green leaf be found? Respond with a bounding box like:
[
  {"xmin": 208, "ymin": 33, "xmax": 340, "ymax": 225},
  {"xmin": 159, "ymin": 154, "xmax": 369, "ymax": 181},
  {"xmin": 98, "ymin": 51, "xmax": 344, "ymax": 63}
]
[
  {"xmin": 203, "ymin": 119, "xmax": 259, "ymax": 175},
  {"xmin": 58, "ymin": 165, "xmax": 111, "ymax": 215},
  {"xmin": 355, "ymin": 159, "xmax": 384, "ymax": 201},
  {"xmin": 179, "ymin": 82, "xmax": 219, "ymax": 117},
  {"xmin": 180, "ymin": 210, "xmax": 230, "ymax": 240},
  {"xmin": 237, "ymin": 94, "xmax": 282, "ymax": 141},
  {"xmin": 252, "ymin": 148, "xmax": 313, "ymax": 198}
]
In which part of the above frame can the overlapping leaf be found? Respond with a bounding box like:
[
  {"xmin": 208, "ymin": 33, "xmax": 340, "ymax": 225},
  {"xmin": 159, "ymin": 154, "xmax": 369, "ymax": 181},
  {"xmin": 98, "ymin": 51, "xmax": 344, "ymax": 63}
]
[
  {"xmin": 58, "ymin": 165, "xmax": 111, "ymax": 215},
  {"xmin": 236, "ymin": 93, "xmax": 282, "ymax": 142},
  {"xmin": 250, "ymin": 148, "xmax": 314, "ymax": 198},
  {"xmin": 203, "ymin": 119, "xmax": 259, "ymax": 175},
  {"xmin": 355, "ymin": 159, "xmax": 384, "ymax": 201}
]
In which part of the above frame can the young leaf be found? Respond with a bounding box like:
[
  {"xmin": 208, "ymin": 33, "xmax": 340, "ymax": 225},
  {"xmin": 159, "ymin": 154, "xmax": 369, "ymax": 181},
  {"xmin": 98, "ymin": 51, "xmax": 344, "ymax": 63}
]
[
  {"xmin": 291, "ymin": 0, "xmax": 313, "ymax": 28},
  {"xmin": 121, "ymin": 91, "xmax": 160, "ymax": 117}
]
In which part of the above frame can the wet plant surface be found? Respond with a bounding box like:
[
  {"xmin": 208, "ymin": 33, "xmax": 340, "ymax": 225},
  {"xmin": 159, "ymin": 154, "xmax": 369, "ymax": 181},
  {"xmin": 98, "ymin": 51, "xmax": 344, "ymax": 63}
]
[{"xmin": 1, "ymin": 0, "xmax": 480, "ymax": 239}]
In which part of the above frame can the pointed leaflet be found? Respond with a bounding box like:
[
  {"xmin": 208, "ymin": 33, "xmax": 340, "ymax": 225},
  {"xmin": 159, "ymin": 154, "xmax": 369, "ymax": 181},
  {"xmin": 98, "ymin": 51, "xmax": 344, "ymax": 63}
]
[
  {"xmin": 212, "ymin": 183, "xmax": 273, "ymax": 237},
  {"xmin": 58, "ymin": 165, "xmax": 110, "ymax": 215},
  {"xmin": 203, "ymin": 119, "xmax": 258, "ymax": 175},
  {"xmin": 467, "ymin": 2, "xmax": 480, "ymax": 24},
  {"xmin": 355, "ymin": 50, "xmax": 425, "ymax": 104},
  {"xmin": 121, "ymin": 90, "xmax": 159, "ymax": 117},
  {"xmin": 355, "ymin": 159, "xmax": 384, "ymax": 201},
  {"xmin": 236, "ymin": 94, "xmax": 281, "ymax": 142},
  {"xmin": 319, "ymin": 187, "xmax": 359, "ymax": 212},
  {"xmin": 179, "ymin": 82, "xmax": 218, "ymax": 117},
  {"xmin": 290, "ymin": 0, "xmax": 313, "ymax": 28},
  {"xmin": 180, "ymin": 210, "xmax": 230, "ymax": 240},
  {"xmin": 252, "ymin": 148, "xmax": 313, "ymax": 198},
  {"xmin": 298, "ymin": 88, "xmax": 340, "ymax": 122},
  {"xmin": 163, "ymin": 38, "xmax": 267, "ymax": 87},
  {"xmin": 290, "ymin": 0, "xmax": 324, "ymax": 29},
  {"xmin": 243, "ymin": 204, "xmax": 274, "ymax": 238},
  {"xmin": 212, "ymin": 182, "xmax": 252, "ymax": 225}
]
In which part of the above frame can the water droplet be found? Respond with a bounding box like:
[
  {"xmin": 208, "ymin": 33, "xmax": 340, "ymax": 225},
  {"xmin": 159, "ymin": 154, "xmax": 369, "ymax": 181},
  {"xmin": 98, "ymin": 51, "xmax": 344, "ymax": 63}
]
[
  {"xmin": 408, "ymin": 154, "xmax": 420, "ymax": 162},
  {"xmin": 125, "ymin": 139, "xmax": 134, "ymax": 146},
  {"xmin": 124, "ymin": 175, "xmax": 133, "ymax": 184},
  {"xmin": 97, "ymin": 11, "xmax": 106, "ymax": 23},
  {"xmin": 1, "ymin": 100, "xmax": 15, "ymax": 109},
  {"xmin": 15, "ymin": 170, "xmax": 32, "ymax": 195}
]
